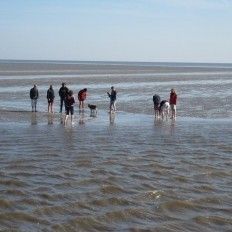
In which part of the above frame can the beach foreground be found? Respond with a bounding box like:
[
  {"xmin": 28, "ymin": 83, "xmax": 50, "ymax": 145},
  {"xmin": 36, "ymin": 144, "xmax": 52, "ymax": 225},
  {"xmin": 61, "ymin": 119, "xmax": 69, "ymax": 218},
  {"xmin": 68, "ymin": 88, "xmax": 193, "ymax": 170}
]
[
  {"xmin": 0, "ymin": 61, "xmax": 231, "ymax": 231},
  {"xmin": 0, "ymin": 110, "xmax": 231, "ymax": 231}
]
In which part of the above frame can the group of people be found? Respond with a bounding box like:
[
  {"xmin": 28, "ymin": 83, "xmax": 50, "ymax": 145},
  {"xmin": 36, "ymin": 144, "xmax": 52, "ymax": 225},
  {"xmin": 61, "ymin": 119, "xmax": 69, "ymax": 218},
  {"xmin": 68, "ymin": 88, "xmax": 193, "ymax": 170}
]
[
  {"xmin": 153, "ymin": 89, "xmax": 177, "ymax": 119},
  {"xmin": 29, "ymin": 83, "xmax": 117, "ymax": 124},
  {"xmin": 30, "ymin": 83, "xmax": 177, "ymax": 124}
]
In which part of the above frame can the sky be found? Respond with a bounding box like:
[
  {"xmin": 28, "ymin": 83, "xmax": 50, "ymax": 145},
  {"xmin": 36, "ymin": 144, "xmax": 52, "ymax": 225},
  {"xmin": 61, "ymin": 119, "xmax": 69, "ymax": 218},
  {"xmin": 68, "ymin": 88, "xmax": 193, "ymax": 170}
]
[{"xmin": 0, "ymin": 0, "xmax": 232, "ymax": 63}]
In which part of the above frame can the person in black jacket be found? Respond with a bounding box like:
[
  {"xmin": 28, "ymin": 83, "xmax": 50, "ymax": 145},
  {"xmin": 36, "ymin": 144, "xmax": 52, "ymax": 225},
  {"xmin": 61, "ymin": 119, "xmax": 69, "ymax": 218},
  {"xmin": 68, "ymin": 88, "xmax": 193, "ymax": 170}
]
[
  {"xmin": 153, "ymin": 94, "xmax": 161, "ymax": 118},
  {"xmin": 59, "ymin": 82, "xmax": 69, "ymax": 113},
  {"xmin": 47, "ymin": 85, "xmax": 55, "ymax": 113},
  {"xmin": 64, "ymin": 90, "xmax": 75, "ymax": 125},
  {"xmin": 30, "ymin": 84, "xmax": 39, "ymax": 112},
  {"xmin": 107, "ymin": 86, "xmax": 117, "ymax": 113}
]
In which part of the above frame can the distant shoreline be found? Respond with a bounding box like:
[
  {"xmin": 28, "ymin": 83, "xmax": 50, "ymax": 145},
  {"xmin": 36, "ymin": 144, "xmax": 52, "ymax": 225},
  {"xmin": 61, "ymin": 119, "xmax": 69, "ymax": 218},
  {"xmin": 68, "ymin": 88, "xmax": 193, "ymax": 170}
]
[
  {"xmin": 1, "ymin": 59, "xmax": 232, "ymax": 66},
  {"xmin": 1, "ymin": 60, "xmax": 232, "ymax": 77}
]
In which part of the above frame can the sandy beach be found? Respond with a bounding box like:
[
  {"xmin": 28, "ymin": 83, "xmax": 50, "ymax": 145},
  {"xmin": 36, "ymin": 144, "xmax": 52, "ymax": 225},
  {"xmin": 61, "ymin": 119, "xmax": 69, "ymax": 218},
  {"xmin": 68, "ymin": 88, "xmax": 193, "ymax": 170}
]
[{"xmin": 0, "ymin": 61, "xmax": 231, "ymax": 231}]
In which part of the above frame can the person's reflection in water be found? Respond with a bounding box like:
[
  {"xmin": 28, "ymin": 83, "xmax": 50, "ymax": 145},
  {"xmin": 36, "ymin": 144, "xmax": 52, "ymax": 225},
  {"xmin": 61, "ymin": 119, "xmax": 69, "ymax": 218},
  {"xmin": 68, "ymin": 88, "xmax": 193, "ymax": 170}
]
[
  {"xmin": 47, "ymin": 113, "xmax": 54, "ymax": 125},
  {"xmin": 154, "ymin": 117, "xmax": 176, "ymax": 136},
  {"xmin": 170, "ymin": 119, "xmax": 176, "ymax": 135},
  {"xmin": 109, "ymin": 112, "xmax": 116, "ymax": 125},
  {"xmin": 60, "ymin": 114, "xmax": 63, "ymax": 124},
  {"xmin": 79, "ymin": 110, "xmax": 85, "ymax": 125},
  {"xmin": 31, "ymin": 112, "xmax": 37, "ymax": 125}
]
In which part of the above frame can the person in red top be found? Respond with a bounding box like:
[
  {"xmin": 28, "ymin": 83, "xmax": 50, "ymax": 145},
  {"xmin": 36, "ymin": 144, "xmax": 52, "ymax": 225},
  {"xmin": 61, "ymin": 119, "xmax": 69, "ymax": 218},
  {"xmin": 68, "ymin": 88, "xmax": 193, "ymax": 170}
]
[
  {"xmin": 169, "ymin": 88, "xmax": 177, "ymax": 119},
  {"xmin": 78, "ymin": 88, "xmax": 87, "ymax": 110}
]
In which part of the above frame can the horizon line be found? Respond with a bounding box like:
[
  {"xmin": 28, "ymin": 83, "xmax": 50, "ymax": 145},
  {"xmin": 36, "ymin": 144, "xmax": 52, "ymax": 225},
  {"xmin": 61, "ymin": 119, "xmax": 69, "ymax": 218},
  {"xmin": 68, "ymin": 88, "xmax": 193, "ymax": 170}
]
[{"xmin": 0, "ymin": 59, "xmax": 232, "ymax": 65}]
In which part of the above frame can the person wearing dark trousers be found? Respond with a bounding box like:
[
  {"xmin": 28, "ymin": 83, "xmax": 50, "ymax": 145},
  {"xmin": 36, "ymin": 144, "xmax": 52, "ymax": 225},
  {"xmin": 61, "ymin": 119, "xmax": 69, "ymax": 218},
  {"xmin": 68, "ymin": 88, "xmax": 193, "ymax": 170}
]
[
  {"xmin": 64, "ymin": 90, "xmax": 75, "ymax": 125},
  {"xmin": 47, "ymin": 85, "xmax": 55, "ymax": 113},
  {"xmin": 59, "ymin": 82, "xmax": 69, "ymax": 113},
  {"xmin": 107, "ymin": 86, "xmax": 117, "ymax": 113},
  {"xmin": 30, "ymin": 84, "xmax": 39, "ymax": 112}
]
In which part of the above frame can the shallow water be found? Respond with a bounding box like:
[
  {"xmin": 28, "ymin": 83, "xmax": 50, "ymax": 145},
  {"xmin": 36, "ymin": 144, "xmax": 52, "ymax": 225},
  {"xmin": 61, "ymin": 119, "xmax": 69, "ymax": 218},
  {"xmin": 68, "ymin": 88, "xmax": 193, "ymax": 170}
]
[
  {"xmin": 0, "ymin": 61, "xmax": 232, "ymax": 119},
  {"xmin": 0, "ymin": 61, "xmax": 231, "ymax": 231}
]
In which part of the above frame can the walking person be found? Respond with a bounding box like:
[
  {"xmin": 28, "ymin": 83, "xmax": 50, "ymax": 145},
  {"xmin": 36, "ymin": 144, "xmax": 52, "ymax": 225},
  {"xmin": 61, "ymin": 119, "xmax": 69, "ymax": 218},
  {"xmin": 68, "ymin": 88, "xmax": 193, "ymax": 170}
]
[
  {"xmin": 59, "ymin": 82, "xmax": 69, "ymax": 113},
  {"xmin": 47, "ymin": 85, "xmax": 55, "ymax": 113},
  {"xmin": 107, "ymin": 86, "xmax": 117, "ymax": 113},
  {"xmin": 78, "ymin": 88, "xmax": 87, "ymax": 110},
  {"xmin": 30, "ymin": 84, "xmax": 39, "ymax": 112},
  {"xmin": 169, "ymin": 88, "xmax": 177, "ymax": 119},
  {"xmin": 64, "ymin": 90, "xmax": 75, "ymax": 125}
]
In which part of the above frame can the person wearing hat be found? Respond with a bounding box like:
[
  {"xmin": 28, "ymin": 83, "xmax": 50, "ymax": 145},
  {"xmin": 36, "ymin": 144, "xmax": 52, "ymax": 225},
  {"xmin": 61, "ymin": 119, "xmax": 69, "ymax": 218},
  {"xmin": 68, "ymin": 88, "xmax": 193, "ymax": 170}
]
[
  {"xmin": 169, "ymin": 88, "xmax": 177, "ymax": 119},
  {"xmin": 59, "ymin": 82, "xmax": 69, "ymax": 113}
]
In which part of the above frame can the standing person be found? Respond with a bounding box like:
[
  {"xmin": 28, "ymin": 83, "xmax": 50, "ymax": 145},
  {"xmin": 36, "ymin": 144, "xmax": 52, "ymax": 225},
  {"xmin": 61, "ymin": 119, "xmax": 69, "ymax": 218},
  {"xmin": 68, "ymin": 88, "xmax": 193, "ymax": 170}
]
[
  {"xmin": 47, "ymin": 85, "xmax": 55, "ymax": 113},
  {"xmin": 30, "ymin": 84, "xmax": 39, "ymax": 112},
  {"xmin": 153, "ymin": 94, "xmax": 161, "ymax": 118},
  {"xmin": 78, "ymin": 88, "xmax": 87, "ymax": 110},
  {"xmin": 169, "ymin": 88, "xmax": 177, "ymax": 119},
  {"xmin": 64, "ymin": 90, "xmax": 75, "ymax": 124},
  {"xmin": 107, "ymin": 86, "xmax": 117, "ymax": 113},
  {"xmin": 59, "ymin": 82, "xmax": 69, "ymax": 113}
]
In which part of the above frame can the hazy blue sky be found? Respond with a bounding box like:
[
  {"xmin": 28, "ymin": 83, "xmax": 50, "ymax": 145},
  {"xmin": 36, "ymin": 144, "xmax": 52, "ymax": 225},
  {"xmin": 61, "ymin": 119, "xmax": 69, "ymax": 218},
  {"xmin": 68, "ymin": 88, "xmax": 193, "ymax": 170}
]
[{"xmin": 0, "ymin": 0, "xmax": 231, "ymax": 62}]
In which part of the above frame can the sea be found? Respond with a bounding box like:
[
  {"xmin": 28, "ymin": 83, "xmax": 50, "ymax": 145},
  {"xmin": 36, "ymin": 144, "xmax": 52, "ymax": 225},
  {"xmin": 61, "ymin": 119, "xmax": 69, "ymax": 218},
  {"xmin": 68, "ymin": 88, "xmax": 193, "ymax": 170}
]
[{"xmin": 0, "ymin": 60, "xmax": 231, "ymax": 231}]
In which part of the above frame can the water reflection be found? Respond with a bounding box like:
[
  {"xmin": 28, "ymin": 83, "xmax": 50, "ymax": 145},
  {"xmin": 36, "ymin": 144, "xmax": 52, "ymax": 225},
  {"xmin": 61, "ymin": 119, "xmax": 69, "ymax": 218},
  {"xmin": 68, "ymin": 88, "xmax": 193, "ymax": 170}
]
[
  {"xmin": 60, "ymin": 113, "xmax": 64, "ymax": 124},
  {"xmin": 154, "ymin": 117, "xmax": 176, "ymax": 135},
  {"xmin": 31, "ymin": 112, "xmax": 37, "ymax": 125},
  {"xmin": 79, "ymin": 110, "xmax": 85, "ymax": 125},
  {"xmin": 89, "ymin": 110, "xmax": 97, "ymax": 118},
  {"xmin": 47, "ymin": 113, "xmax": 54, "ymax": 125},
  {"xmin": 170, "ymin": 119, "xmax": 176, "ymax": 135},
  {"xmin": 109, "ymin": 113, "xmax": 116, "ymax": 125}
]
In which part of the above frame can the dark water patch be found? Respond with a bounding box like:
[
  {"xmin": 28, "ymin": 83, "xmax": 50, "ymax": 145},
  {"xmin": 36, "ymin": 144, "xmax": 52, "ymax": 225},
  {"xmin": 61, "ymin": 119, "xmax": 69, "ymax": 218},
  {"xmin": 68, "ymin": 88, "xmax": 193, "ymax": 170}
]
[
  {"xmin": 157, "ymin": 199, "xmax": 199, "ymax": 220},
  {"xmin": 75, "ymin": 159, "xmax": 93, "ymax": 168},
  {"xmin": 130, "ymin": 173, "xmax": 151, "ymax": 181},
  {"xmin": 100, "ymin": 184, "xmax": 128, "ymax": 195},
  {"xmin": 0, "ymin": 178, "xmax": 28, "ymax": 188},
  {"xmin": 4, "ymin": 189, "xmax": 26, "ymax": 197},
  {"xmin": 193, "ymin": 184, "xmax": 215, "ymax": 193},
  {"xmin": 173, "ymin": 175, "xmax": 188, "ymax": 183},
  {"xmin": 0, "ymin": 199, "xmax": 14, "ymax": 209},
  {"xmin": 15, "ymin": 198, "xmax": 53, "ymax": 209},
  {"xmin": 194, "ymin": 215, "xmax": 232, "ymax": 228},
  {"xmin": 51, "ymin": 216, "xmax": 110, "ymax": 232},
  {"xmin": 153, "ymin": 222, "xmax": 211, "ymax": 232},
  {"xmin": 0, "ymin": 212, "xmax": 49, "ymax": 226},
  {"xmin": 90, "ymin": 197, "xmax": 132, "ymax": 207},
  {"xmin": 102, "ymin": 208, "xmax": 149, "ymax": 222},
  {"xmin": 34, "ymin": 205, "xmax": 74, "ymax": 217}
]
